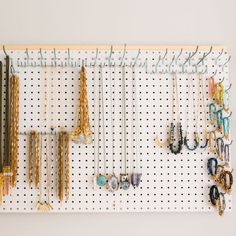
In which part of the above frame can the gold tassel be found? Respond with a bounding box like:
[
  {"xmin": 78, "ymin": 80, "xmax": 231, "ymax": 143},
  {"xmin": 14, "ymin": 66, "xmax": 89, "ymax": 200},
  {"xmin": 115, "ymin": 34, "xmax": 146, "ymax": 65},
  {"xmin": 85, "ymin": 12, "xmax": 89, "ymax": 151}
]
[
  {"xmin": 10, "ymin": 75, "xmax": 20, "ymax": 187},
  {"xmin": 58, "ymin": 132, "xmax": 63, "ymax": 201},
  {"xmin": 71, "ymin": 66, "xmax": 92, "ymax": 144}
]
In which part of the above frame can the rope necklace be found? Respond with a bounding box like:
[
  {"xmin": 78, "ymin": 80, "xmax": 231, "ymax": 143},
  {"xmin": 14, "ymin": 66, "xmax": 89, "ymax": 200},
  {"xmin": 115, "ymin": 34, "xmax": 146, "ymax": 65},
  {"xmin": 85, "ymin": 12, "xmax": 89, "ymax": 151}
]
[
  {"xmin": 184, "ymin": 76, "xmax": 199, "ymax": 151},
  {"xmin": 96, "ymin": 66, "xmax": 107, "ymax": 187},
  {"xmin": 120, "ymin": 65, "xmax": 130, "ymax": 190},
  {"xmin": 107, "ymin": 66, "xmax": 119, "ymax": 192},
  {"xmin": 169, "ymin": 73, "xmax": 183, "ymax": 154}
]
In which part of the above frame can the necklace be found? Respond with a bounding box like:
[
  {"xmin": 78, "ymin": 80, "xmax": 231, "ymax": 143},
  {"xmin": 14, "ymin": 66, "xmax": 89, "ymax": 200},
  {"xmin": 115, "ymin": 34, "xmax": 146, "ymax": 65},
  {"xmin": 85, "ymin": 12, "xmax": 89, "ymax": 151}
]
[
  {"xmin": 184, "ymin": 76, "xmax": 199, "ymax": 151},
  {"xmin": 197, "ymin": 73, "xmax": 209, "ymax": 148},
  {"xmin": 107, "ymin": 66, "xmax": 119, "ymax": 192},
  {"xmin": 71, "ymin": 65, "xmax": 92, "ymax": 144},
  {"xmin": 169, "ymin": 73, "xmax": 183, "ymax": 154},
  {"xmin": 131, "ymin": 66, "xmax": 142, "ymax": 188},
  {"xmin": 0, "ymin": 61, "xmax": 3, "ymax": 203},
  {"xmin": 96, "ymin": 66, "xmax": 107, "ymax": 187},
  {"xmin": 120, "ymin": 65, "xmax": 130, "ymax": 190}
]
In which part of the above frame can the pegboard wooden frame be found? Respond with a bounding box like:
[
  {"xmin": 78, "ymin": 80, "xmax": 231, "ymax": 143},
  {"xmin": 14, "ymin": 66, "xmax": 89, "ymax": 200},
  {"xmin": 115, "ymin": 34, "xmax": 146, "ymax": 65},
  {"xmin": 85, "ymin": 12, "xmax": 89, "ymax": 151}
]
[{"xmin": 0, "ymin": 45, "xmax": 232, "ymax": 213}]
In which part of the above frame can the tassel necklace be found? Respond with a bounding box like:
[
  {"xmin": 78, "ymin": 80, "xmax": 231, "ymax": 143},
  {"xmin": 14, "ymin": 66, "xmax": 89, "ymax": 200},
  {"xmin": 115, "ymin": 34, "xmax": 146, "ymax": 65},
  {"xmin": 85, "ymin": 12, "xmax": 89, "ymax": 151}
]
[
  {"xmin": 169, "ymin": 73, "xmax": 183, "ymax": 155},
  {"xmin": 107, "ymin": 66, "xmax": 119, "ymax": 192},
  {"xmin": 184, "ymin": 76, "xmax": 199, "ymax": 151},
  {"xmin": 131, "ymin": 66, "xmax": 142, "ymax": 188},
  {"xmin": 71, "ymin": 64, "xmax": 92, "ymax": 144}
]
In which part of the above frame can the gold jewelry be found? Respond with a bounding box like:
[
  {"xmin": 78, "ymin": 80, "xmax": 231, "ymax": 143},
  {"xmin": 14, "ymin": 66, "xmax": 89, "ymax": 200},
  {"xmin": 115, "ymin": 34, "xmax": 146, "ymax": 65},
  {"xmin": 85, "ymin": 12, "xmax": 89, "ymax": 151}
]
[
  {"xmin": 10, "ymin": 74, "xmax": 20, "ymax": 187},
  {"xmin": 57, "ymin": 130, "xmax": 70, "ymax": 201},
  {"xmin": 71, "ymin": 65, "xmax": 92, "ymax": 144}
]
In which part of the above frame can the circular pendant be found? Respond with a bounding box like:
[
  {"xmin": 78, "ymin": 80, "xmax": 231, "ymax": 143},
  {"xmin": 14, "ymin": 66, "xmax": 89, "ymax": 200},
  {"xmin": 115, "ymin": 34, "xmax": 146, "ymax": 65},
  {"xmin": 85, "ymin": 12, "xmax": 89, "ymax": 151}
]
[
  {"xmin": 107, "ymin": 175, "xmax": 119, "ymax": 192},
  {"xmin": 96, "ymin": 174, "xmax": 107, "ymax": 187}
]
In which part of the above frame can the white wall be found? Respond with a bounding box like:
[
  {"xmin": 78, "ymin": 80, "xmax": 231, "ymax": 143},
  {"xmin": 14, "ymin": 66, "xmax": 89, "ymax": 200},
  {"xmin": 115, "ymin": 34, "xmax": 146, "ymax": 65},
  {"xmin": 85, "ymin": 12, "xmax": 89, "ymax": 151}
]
[{"xmin": 0, "ymin": 0, "xmax": 235, "ymax": 235}]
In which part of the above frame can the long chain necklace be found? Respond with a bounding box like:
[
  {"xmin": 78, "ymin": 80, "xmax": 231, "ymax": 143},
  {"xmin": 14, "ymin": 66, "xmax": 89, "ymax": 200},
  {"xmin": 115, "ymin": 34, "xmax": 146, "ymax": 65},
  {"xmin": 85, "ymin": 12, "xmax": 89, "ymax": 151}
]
[
  {"xmin": 131, "ymin": 66, "xmax": 142, "ymax": 188},
  {"xmin": 169, "ymin": 73, "xmax": 183, "ymax": 154},
  {"xmin": 107, "ymin": 65, "xmax": 119, "ymax": 192},
  {"xmin": 96, "ymin": 66, "xmax": 107, "ymax": 187},
  {"xmin": 184, "ymin": 76, "xmax": 199, "ymax": 151},
  {"xmin": 0, "ymin": 61, "xmax": 3, "ymax": 204},
  {"xmin": 197, "ymin": 73, "xmax": 209, "ymax": 148},
  {"xmin": 120, "ymin": 65, "xmax": 130, "ymax": 190}
]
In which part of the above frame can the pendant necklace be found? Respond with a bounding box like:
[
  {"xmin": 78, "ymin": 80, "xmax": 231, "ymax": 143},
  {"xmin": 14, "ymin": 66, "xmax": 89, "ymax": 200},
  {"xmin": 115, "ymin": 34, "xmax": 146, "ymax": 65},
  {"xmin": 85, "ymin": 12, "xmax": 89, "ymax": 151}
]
[
  {"xmin": 93, "ymin": 65, "xmax": 99, "ymax": 189},
  {"xmin": 184, "ymin": 76, "xmax": 199, "ymax": 151},
  {"xmin": 107, "ymin": 65, "xmax": 119, "ymax": 192},
  {"xmin": 197, "ymin": 73, "xmax": 209, "ymax": 148},
  {"xmin": 223, "ymin": 85, "xmax": 230, "ymax": 112},
  {"xmin": 131, "ymin": 66, "xmax": 142, "ymax": 188},
  {"xmin": 96, "ymin": 66, "xmax": 107, "ymax": 187},
  {"xmin": 169, "ymin": 73, "xmax": 183, "ymax": 155},
  {"xmin": 120, "ymin": 65, "xmax": 130, "ymax": 190}
]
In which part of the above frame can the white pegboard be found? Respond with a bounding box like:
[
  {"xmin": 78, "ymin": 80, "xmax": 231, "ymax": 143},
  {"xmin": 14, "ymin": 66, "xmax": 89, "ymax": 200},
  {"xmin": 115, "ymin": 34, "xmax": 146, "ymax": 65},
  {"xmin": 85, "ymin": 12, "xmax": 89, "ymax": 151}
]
[{"xmin": 0, "ymin": 46, "xmax": 232, "ymax": 212}]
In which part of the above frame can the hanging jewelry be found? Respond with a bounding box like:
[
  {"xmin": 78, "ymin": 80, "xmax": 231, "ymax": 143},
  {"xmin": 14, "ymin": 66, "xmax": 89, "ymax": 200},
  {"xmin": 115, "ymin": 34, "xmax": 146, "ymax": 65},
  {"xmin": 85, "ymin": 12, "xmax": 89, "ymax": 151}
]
[
  {"xmin": 216, "ymin": 109, "xmax": 223, "ymax": 132},
  {"xmin": 223, "ymin": 144, "xmax": 230, "ymax": 167},
  {"xmin": 197, "ymin": 74, "xmax": 209, "ymax": 148},
  {"xmin": 184, "ymin": 77, "xmax": 199, "ymax": 151},
  {"xmin": 107, "ymin": 66, "xmax": 119, "ymax": 192},
  {"xmin": 209, "ymin": 76, "xmax": 216, "ymax": 100},
  {"xmin": 96, "ymin": 66, "xmax": 107, "ymax": 187},
  {"xmin": 57, "ymin": 130, "xmax": 70, "ymax": 201},
  {"xmin": 216, "ymin": 137, "xmax": 224, "ymax": 160},
  {"xmin": 208, "ymin": 131, "xmax": 217, "ymax": 154},
  {"xmin": 209, "ymin": 185, "xmax": 220, "ymax": 206},
  {"xmin": 169, "ymin": 73, "xmax": 183, "ymax": 155},
  {"xmin": 0, "ymin": 61, "xmax": 3, "ymax": 204},
  {"xmin": 223, "ymin": 115, "xmax": 230, "ymax": 140},
  {"xmin": 216, "ymin": 82, "xmax": 224, "ymax": 106},
  {"xmin": 93, "ymin": 66, "xmax": 99, "ymax": 190},
  {"xmin": 218, "ymin": 192, "xmax": 226, "ymax": 216},
  {"xmin": 131, "ymin": 66, "xmax": 142, "ymax": 188},
  {"xmin": 207, "ymin": 158, "xmax": 218, "ymax": 177},
  {"xmin": 3, "ymin": 55, "xmax": 12, "ymax": 196},
  {"xmin": 209, "ymin": 103, "xmax": 216, "ymax": 125},
  {"xmin": 71, "ymin": 64, "xmax": 92, "ymax": 144},
  {"xmin": 120, "ymin": 65, "xmax": 130, "ymax": 190},
  {"xmin": 223, "ymin": 85, "xmax": 230, "ymax": 112},
  {"xmin": 36, "ymin": 135, "xmax": 53, "ymax": 211},
  {"xmin": 10, "ymin": 73, "xmax": 20, "ymax": 187}
]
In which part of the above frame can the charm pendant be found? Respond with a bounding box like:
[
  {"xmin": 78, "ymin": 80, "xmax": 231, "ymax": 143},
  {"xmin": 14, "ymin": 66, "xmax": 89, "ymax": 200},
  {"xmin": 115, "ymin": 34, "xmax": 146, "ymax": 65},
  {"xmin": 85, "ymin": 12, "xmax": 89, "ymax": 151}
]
[
  {"xmin": 96, "ymin": 174, "xmax": 107, "ymax": 187},
  {"xmin": 209, "ymin": 103, "xmax": 216, "ymax": 125},
  {"xmin": 207, "ymin": 158, "xmax": 218, "ymax": 177},
  {"xmin": 209, "ymin": 185, "xmax": 219, "ymax": 207},
  {"xmin": 120, "ymin": 174, "xmax": 130, "ymax": 190},
  {"xmin": 223, "ymin": 117, "xmax": 230, "ymax": 140},
  {"xmin": 216, "ymin": 109, "xmax": 223, "ymax": 131},
  {"xmin": 131, "ymin": 173, "xmax": 142, "ymax": 188},
  {"xmin": 107, "ymin": 175, "xmax": 119, "ymax": 192}
]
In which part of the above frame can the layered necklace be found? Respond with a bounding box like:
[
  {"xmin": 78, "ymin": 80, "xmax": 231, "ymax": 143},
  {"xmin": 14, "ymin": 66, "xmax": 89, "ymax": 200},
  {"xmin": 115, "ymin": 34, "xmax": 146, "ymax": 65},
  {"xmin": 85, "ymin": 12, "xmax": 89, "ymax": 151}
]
[{"xmin": 169, "ymin": 73, "xmax": 183, "ymax": 154}]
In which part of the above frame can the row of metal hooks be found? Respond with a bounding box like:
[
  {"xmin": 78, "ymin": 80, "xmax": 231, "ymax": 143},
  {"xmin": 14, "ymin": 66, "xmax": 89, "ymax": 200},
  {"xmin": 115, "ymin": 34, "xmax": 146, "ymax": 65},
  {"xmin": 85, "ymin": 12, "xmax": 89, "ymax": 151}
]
[{"xmin": 2, "ymin": 45, "xmax": 231, "ymax": 75}]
